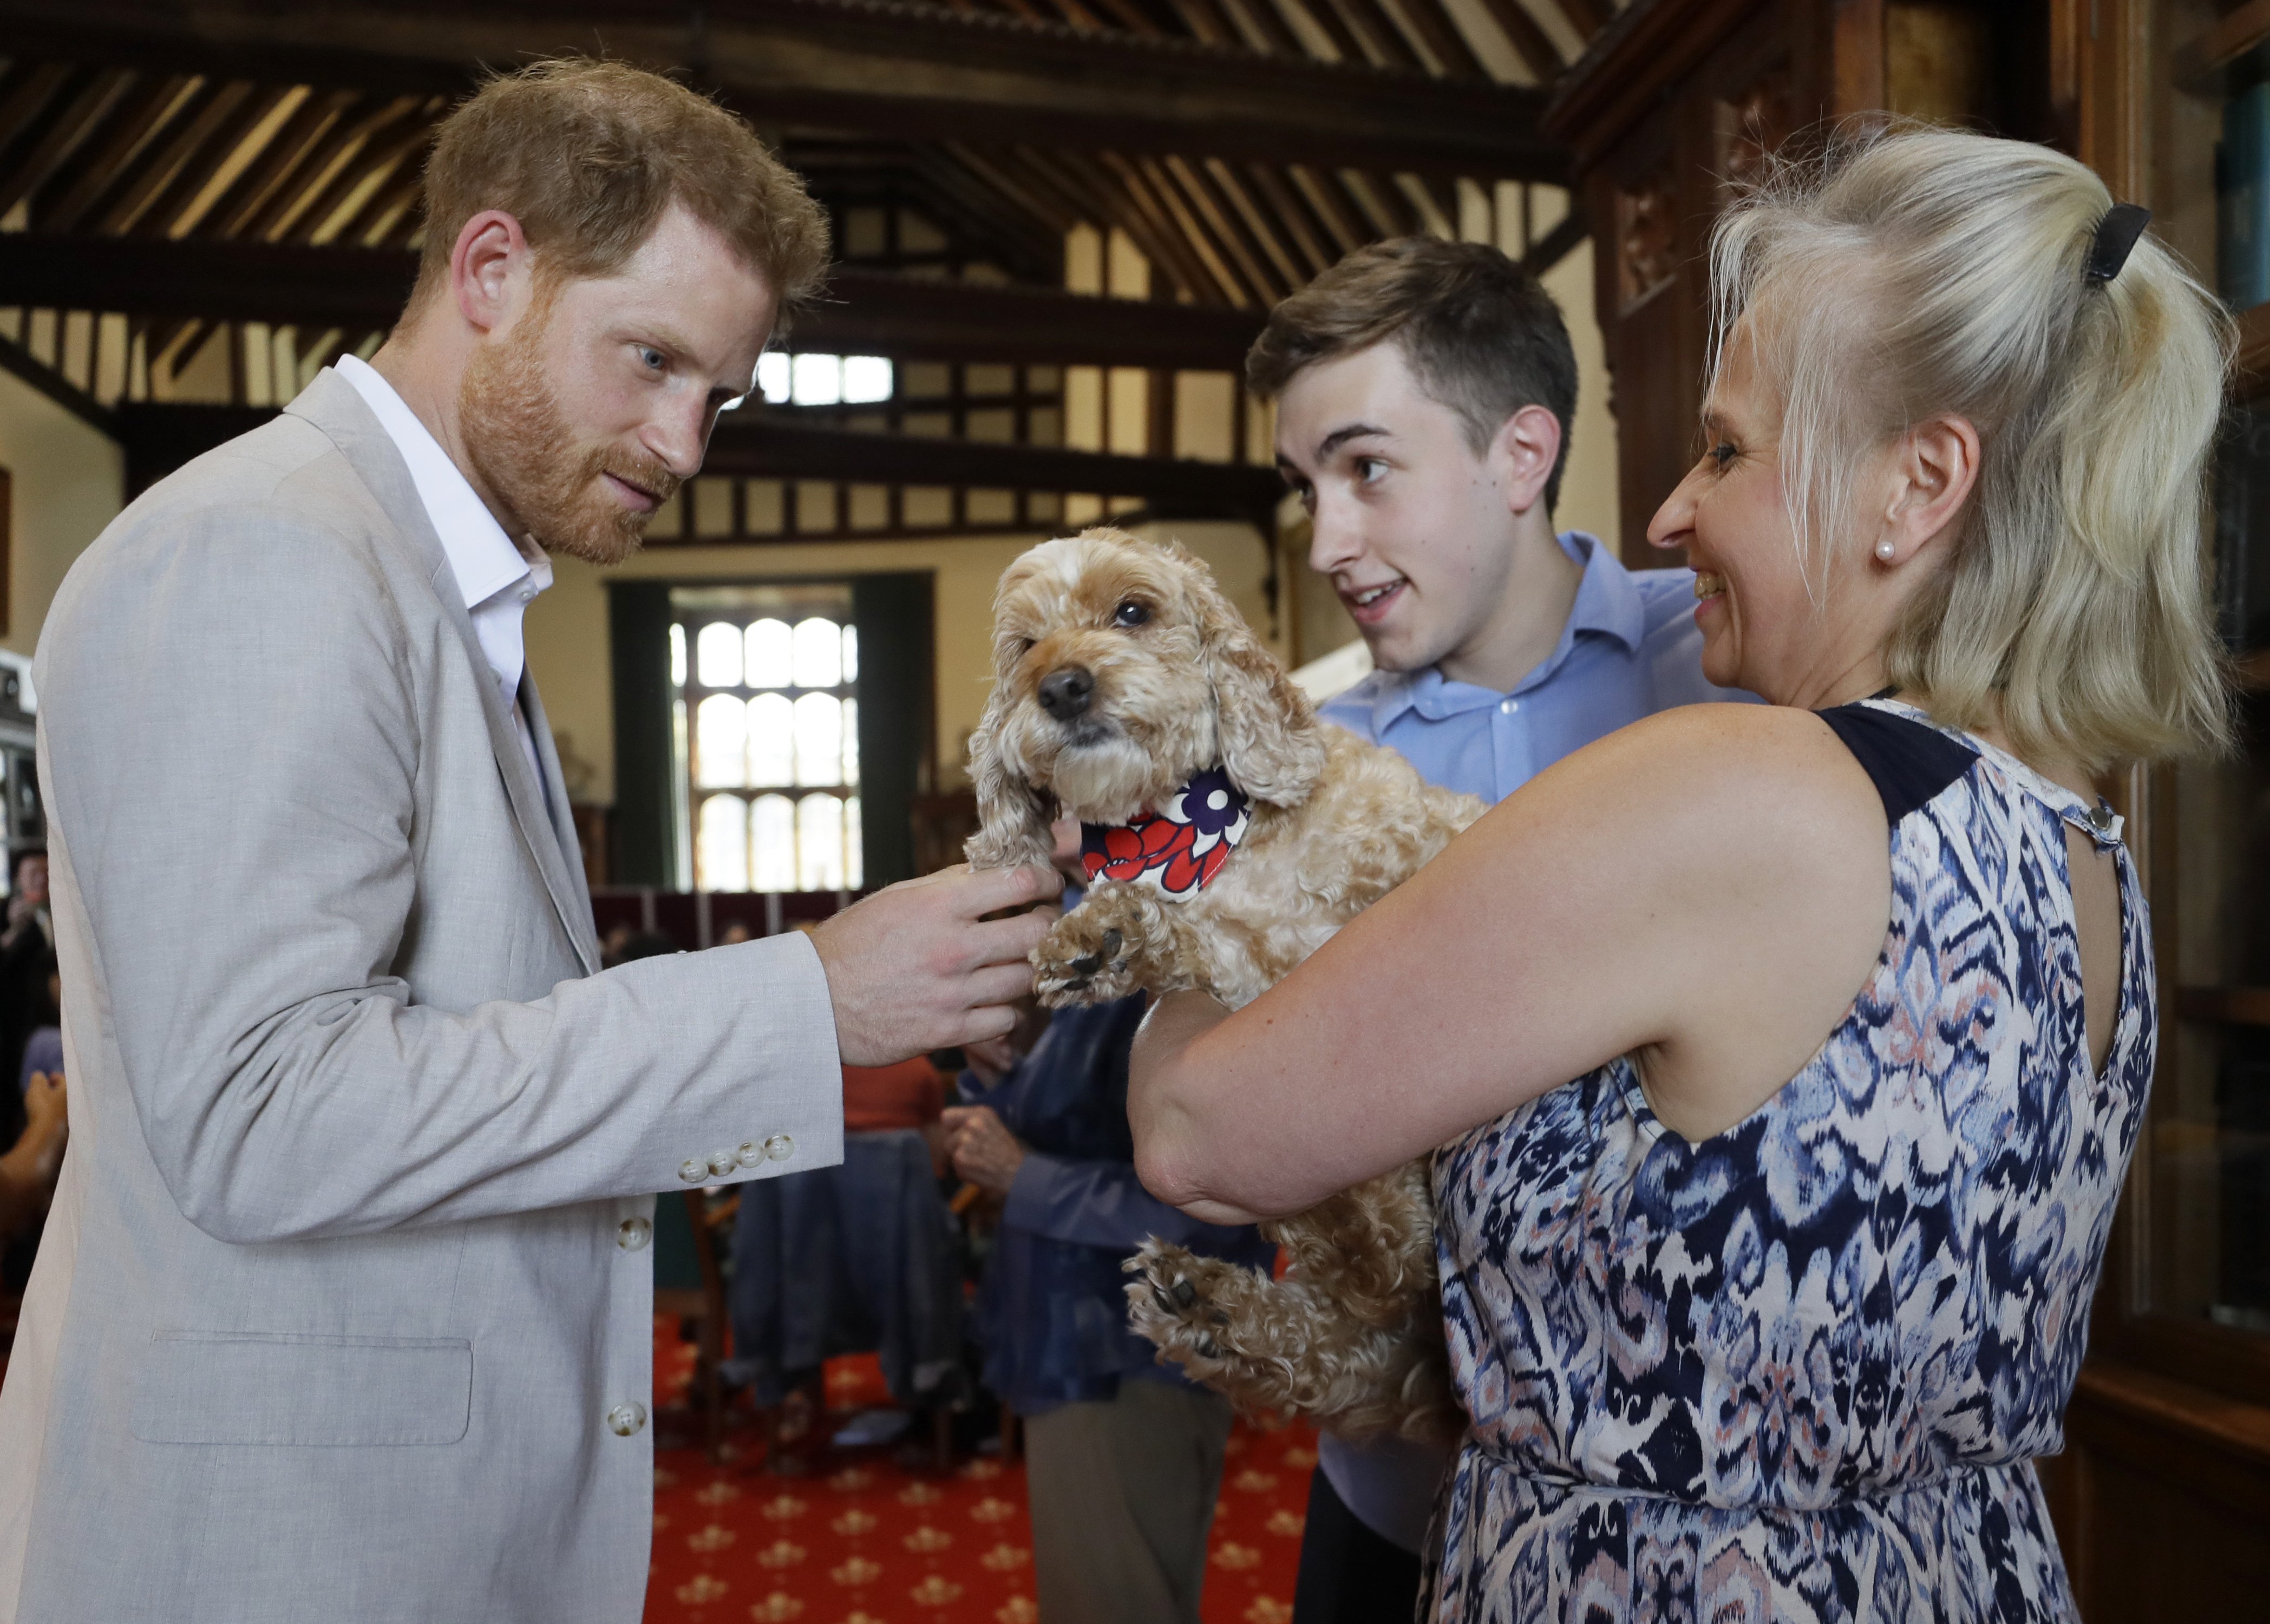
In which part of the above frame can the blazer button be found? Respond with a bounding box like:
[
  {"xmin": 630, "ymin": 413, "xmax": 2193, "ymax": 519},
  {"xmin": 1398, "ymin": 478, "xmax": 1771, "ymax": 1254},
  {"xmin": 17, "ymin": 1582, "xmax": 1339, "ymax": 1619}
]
[
  {"xmin": 617, "ymin": 1216, "xmax": 652, "ymax": 1250},
  {"xmin": 707, "ymin": 1148, "xmax": 738, "ymax": 1177},
  {"xmin": 606, "ymin": 1402, "xmax": 647, "ymax": 1437},
  {"xmin": 736, "ymin": 1141, "xmax": 764, "ymax": 1169},
  {"xmin": 764, "ymin": 1134, "xmax": 795, "ymax": 1162},
  {"xmin": 677, "ymin": 1158, "xmax": 708, "ymax": 1184}
]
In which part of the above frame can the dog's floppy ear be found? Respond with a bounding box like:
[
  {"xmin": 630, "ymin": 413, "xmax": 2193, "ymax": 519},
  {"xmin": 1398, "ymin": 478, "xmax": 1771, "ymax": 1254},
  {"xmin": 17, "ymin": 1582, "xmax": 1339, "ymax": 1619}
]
[
  {"xmin": 1178, "ymin": 544, "xmax": 1326, "ymax": 807},
  {"xmin": 964, "ymin": 630, "xmax": 1058, "ymax": 872}
]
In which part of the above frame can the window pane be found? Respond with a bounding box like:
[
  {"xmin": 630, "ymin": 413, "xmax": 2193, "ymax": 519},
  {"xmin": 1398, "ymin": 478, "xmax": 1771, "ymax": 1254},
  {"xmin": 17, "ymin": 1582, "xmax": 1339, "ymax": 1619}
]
[
  {"xmin": 791, "ymin": 353, "xmax": 842, "ymax": 406},
  {"xmin": 747, "ymin": 692, "xmax": 795, "ymax": 787},
  {"xmin": 669, "ymin": 622, "xmax": 686, "ymax": 688},
  {"xmin": 695, "ymin": 622, "xmax": 743, "ymax": 689},
  {"xmin": 757, "ymin": 352, "xmax": 791, "ymax": 404},
  {"xmin": 841, "ymin": 697, "xmax": 860, "ymax": 788},
  {"xmin": 793, "ymin": 617, "xmax": 842, "ymax": 688},
  {"xmin": 841, "ymin": 624, "xmax": 859, "ymax": 684},
  {"xmin": 844, "ymin": 796, "xmax": 863, "ymax": 890},
  {"xmin": 793, "ymin": 692, "xmax": 843, "ymax": 787},
  {"xmin": 695, "ymin": 694, "xmax": 747, "ymax": 788},
  {"xmin": 842, "ymin": 356, "xmax": 893, "ymax": 404},
  {"xmin": 751, "ymin": 794, "xmax": 796, "ymax": 892},
  {"xmin": 798, "ymin": 794, "xmax": 845, "ymax": 891},
  {"xmin": 697, "ymin": 794, "xmax": 749, "ymax": 892},
  {"xmin": 745, "ymin": 619, "xmax": 793, "ymax": 689}
]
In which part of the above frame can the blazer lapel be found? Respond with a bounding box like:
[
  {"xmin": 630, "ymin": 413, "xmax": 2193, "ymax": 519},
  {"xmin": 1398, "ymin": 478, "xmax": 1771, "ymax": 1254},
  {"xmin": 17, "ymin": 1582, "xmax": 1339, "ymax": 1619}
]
[
  {"xmin": 285, "ymin": 370, "xmax": 603, "ymax": 977},
  {"xmin": 521, "ymin": 674, "xmax": 603, "ymax": 972}
]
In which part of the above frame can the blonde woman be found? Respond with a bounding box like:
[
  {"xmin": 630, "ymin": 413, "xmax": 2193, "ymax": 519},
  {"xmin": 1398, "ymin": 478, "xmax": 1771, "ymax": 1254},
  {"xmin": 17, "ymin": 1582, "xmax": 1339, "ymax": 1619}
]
[{"xmin": 1126, "ymin": 125, "xmax": 2231, "ymax": 1621}]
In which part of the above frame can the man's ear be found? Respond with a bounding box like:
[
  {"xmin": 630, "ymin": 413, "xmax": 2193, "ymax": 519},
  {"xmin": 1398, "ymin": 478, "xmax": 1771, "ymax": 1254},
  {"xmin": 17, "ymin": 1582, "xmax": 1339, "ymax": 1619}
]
[
  {"xmin": 1875, "ymin": 414, "xmax": 1980, "ymax": 566},
  {"xmin": 1487, "ymin": 404, "xmax": 1562, "ymax": 520},
  {"xmin": 451, "ymin": 209, "xmax": 533, "ymax": 336}
]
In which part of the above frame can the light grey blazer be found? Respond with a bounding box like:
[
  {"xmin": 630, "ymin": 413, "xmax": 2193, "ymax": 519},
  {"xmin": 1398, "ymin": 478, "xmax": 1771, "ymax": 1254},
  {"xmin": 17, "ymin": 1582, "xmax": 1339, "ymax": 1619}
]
[{"xmin": 0, "ymin": 371, "xmax": 843, "ymax": 1623}]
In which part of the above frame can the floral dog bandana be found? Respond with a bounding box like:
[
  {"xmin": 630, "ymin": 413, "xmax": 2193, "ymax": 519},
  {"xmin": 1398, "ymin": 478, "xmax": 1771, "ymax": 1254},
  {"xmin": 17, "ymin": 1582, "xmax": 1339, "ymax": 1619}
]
[{"xmin": 1079, "ymin": 766, "xmax": 1251, "ymax": 900}]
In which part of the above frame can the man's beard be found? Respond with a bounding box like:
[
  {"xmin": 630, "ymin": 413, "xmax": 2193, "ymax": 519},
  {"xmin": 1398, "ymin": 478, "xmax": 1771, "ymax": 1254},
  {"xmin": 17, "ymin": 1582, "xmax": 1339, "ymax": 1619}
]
[{"xmin": 459, "ymin": 307, "xmax": 682, "ymax": 566}]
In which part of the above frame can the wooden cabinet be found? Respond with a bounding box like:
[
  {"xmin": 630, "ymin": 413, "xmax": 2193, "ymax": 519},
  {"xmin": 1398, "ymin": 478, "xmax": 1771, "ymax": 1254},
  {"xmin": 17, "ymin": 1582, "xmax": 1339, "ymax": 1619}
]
[{"xmin": 1550, "ymin": 1, "xmax": 2270, "ymax": 1613}]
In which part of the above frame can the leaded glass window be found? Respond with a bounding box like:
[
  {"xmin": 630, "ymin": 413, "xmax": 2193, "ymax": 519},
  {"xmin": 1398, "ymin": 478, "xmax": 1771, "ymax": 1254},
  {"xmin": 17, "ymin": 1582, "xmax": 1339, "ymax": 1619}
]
[{"xmin": 672, "ymin": 585, "xmax": 862, "ymax": 893}]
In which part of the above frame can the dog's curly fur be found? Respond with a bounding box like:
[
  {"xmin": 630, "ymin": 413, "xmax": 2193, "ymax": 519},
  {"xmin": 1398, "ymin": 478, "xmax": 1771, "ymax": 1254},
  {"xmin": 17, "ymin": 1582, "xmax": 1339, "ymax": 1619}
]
[{"xmin": 965, "ymin": 527, "xmax": 1483, "ymax": 1443}]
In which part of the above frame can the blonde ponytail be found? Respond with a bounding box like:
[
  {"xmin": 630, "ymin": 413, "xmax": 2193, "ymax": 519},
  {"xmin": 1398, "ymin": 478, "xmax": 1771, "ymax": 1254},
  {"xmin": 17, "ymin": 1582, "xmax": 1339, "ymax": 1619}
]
[{"xmin": 1709, "ymin": 122, "xmax": 2235, "ymax": 768}]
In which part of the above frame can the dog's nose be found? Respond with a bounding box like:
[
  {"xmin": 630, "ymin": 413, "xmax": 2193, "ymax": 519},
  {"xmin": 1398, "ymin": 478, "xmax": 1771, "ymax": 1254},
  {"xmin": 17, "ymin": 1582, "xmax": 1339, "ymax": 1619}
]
[{"xmin": 1037, "ymin": 665, "xmax": 1096, "ymax": 722}]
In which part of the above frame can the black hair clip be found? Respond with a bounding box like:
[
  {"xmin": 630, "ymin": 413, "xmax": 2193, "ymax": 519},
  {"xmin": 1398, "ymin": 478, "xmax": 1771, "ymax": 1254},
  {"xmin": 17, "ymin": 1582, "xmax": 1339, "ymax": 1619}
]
[{"xmin": 2084, "ymin": 203, "xmax": 2151, "ymax": 284}]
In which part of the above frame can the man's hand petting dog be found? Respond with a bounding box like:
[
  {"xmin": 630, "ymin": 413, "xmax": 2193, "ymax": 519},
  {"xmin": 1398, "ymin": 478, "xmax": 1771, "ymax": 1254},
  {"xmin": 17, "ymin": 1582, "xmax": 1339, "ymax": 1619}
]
[
  {"xmin": 941, "ymin": 1104, "xmax": 1028, "ymax": 1195},
  {"xmin": 811, "ymin": 863, "xmax": 1062, "ymax": 1065}
]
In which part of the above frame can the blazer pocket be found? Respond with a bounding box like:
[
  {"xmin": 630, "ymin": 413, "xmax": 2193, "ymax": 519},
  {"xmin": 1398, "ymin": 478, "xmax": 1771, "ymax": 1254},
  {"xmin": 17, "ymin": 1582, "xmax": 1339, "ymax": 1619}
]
[{"xmin": 130, "ymin": 1331, "xmax": 473, "ymax": 1446}]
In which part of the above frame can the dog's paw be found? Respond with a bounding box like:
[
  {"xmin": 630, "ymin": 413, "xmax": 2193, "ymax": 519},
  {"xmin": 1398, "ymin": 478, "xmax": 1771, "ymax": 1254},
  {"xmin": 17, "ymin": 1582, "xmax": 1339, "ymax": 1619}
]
[
  {"xmin": 1031, "ymin": 883, "xmax": 1163, "ymax": 1005},
  {"xmin": 1123, "ymin": 1239, "xmax": 1246, "ymax": 1370}
]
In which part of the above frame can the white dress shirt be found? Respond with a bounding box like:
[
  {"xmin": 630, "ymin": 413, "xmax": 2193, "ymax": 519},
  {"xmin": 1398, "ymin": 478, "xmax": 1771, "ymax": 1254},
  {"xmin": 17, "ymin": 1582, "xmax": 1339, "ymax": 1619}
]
[{"xmin": 333, "ymin": 355, "xmax": 554, "ymax": 796}]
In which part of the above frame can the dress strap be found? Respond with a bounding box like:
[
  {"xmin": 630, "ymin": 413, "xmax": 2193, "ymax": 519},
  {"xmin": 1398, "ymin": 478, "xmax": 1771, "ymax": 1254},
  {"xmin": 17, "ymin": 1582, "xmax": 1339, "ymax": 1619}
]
[{"xmin": 1815, "ymin": 700, "xmax": 1980, "ymax": 824}]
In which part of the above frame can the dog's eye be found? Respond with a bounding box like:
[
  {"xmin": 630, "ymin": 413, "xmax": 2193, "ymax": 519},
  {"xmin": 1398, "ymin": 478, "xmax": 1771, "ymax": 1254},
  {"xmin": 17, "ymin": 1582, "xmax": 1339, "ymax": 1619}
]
[{"xmin": 1113, "ymin": 601, "xmax": 1151, "ymax": 628}]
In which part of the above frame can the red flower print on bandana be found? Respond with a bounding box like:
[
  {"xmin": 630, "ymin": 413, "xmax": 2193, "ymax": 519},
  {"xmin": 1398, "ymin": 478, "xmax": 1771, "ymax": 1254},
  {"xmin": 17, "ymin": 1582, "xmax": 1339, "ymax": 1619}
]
[{"xmin": 1078, "ymin": 766, "xmax": 1251, "ymax": 901}]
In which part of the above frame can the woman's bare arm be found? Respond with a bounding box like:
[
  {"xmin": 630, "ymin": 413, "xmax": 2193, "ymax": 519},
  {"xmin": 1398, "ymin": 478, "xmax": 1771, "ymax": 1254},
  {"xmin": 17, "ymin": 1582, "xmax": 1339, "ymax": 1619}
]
[{"xmin": 1128, "ymin": 703, "xmax": 1890, "ymax": 1219}]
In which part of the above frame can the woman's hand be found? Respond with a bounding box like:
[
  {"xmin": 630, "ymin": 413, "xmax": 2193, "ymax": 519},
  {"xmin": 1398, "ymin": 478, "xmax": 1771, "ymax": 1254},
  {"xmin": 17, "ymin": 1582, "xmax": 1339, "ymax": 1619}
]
[{"xmin": 941, "ymin": 1104, "xmax": 1028, "ymax": 1195}]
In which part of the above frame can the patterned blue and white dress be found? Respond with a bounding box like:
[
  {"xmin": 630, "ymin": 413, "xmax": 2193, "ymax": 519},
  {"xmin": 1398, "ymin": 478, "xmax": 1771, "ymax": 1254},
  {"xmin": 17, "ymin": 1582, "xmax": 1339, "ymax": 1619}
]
[{"xmin": 1427, "ymin": 697, "xmax": 2150, "ymax": 1622}]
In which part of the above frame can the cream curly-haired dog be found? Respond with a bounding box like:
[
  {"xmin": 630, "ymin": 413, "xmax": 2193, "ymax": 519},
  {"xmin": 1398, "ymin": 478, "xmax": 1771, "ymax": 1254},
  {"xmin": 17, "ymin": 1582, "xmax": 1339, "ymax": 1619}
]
[{"xmin": 965, "ymin": 526, "xmax": 1482, "ymax": 1443}]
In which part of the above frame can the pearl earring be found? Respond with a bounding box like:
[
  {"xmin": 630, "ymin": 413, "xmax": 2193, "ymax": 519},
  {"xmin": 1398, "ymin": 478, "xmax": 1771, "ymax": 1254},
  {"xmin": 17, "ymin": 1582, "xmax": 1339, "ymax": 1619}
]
[{"xmin": 1875, "ymin": 540, "xmax": 1897, "ymax": 562}]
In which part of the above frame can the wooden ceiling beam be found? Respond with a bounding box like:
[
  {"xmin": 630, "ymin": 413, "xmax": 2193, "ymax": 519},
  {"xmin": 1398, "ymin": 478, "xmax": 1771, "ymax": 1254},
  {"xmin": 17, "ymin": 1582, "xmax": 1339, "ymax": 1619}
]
[
  {"xmin": 1214, "ymin": 0, "xmax": 1300, "ymax": 57},
  {"xmin": 293, "ymin": 98, "xmax": 441, "ymax": 245},
  {"xmin": 114, "ymin": 399, "xmax": 1288, "ymax": 518},
  {"xmin": 1034, "ymin": 147, "xmax": 1217, "ymax": 302},
  {"xmin": 1467, "ymin": 0, "xmax": 1562, "ymax": 82},
  {"xmin": 0, "ymin": 63, "xmax": 82, "ymax": 168},
  {"xmin": 1317, "ymin": 0, "xmax": 1419, "ymax": 70},
  {"xmin": 32, "ymin": 70, "xmax": 197, "ymax": 231},
  {"xmin": 1285, "ymin": 163, "xmax": 1364, "ymax": 255},
  {"xmin": 1136, "ymin": 155, "xmax": 1262, "ymax": 306},
  {"xmin": 1102, "ymin": 151, "xmax": 1247, "ymax": 305},
  {"xmin": 1, "ymin": 0, "xmax": 1566, "ymax": 180},
  {"xmin": 1199, "ymin": 158, "xmax": 1304, "ymax": 292},
  {"xmin": 0, "ymin": 69, "xmax": 139, "ymax": 220},
  {"xmin": 1241, "ymin": 163, "xmax": 1334, "ymax": 277},
  {"xmin": 121, "ymin": 81, "xmax": 291, "ymax": 237},
  {"xmin": 1551, "ymin": 0, "xmax": 1608, "ymax": 41},
  {"xmin": 206, "ymin": 88, "xmax": 361, "ymax": 241},
  {"xmin": 240, "ymin": 93, "xmax": 417, "ymax": 243},
  {"xmin": 92, "ymin": 77, "xmax": 246, "ymax": 233},
  {"xmin": 1386, "ymin": 0, "xmax": 1487, "ymax": 81},
  {"xmin": 0, "ymin": 232, "xmax": 1270, "ymax": 367}
]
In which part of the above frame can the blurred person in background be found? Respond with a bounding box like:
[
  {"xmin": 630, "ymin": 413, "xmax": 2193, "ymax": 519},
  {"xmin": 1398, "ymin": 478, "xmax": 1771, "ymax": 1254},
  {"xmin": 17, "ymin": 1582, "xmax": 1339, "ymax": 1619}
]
[{"xmin": 944, "ymin": 819, "xmax": 1275, "ymax": 1624}]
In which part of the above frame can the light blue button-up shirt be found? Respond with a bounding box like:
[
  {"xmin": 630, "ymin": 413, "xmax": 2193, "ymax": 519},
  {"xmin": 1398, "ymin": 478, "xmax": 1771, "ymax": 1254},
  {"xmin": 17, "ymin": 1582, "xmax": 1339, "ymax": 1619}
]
[
  {"xmin": 1320, "ymin": 529, "xmax": 1751, "ymax": 795},
  {"xmin": 1309, "ymin": 529, "xmax": 1755, "ymax": 1555}
]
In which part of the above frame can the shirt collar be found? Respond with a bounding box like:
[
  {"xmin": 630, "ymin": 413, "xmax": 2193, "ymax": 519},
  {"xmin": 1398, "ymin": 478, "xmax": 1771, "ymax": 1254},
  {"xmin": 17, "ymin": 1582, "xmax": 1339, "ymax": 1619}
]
[
  {"xmin": 332, "ymin": 355, "xmax": 548, "ymax": 615},
  {"xmin": 1364, "ymin": 531, "xmax": 1645, "ymax": 731}
]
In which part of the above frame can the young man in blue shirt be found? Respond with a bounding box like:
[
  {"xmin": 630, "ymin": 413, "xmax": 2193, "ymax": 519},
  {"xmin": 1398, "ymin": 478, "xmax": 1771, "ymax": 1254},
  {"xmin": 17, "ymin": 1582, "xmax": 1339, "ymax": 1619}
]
[{"xmin": 1248, "ymin": 236, "xmax": 1750, "ymax": 1619}]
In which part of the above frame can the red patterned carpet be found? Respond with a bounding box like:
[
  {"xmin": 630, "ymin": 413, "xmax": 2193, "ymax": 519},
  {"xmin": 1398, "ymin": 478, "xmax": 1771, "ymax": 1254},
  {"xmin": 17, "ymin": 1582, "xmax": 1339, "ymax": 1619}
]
[{"xmin": 645, "ymin": 1325, "xmax": 1313, "ymax": 1624}]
